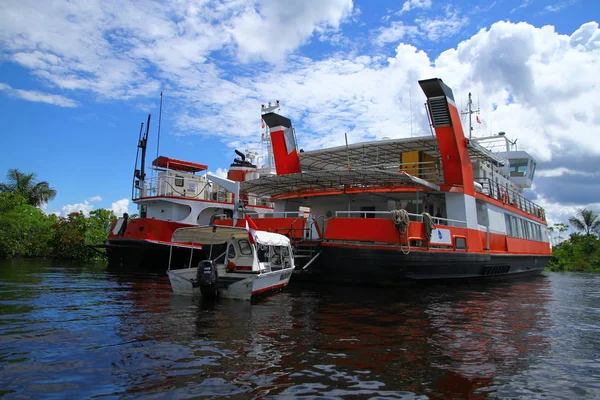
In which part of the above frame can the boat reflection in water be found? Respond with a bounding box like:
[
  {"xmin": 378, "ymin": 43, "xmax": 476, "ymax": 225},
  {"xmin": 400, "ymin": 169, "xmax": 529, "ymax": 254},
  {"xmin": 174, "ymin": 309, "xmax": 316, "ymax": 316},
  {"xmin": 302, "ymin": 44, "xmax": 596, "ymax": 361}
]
[{"xmin": 110, "ymin": 274, "xmax": 553, "ymax": 399}]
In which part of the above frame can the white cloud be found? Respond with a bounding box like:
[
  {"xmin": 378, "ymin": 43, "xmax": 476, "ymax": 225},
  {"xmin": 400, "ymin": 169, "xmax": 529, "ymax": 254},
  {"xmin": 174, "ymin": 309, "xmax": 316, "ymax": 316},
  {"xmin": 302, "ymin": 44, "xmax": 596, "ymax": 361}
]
[
  {"xmin": 88, "ymin": 195, "xmax": 102, "ymax": 202},
  {"xmin": 209, "ymin": 168, "xmax": 229, "ymax": 179},
  {"xmin": 0, "ymin": 82, "xmax": 78, "ymax": 107},
  {"xmin": 375, "ymin": 8, "xmax": 468, "ymax": 44},
  {"xmin": 416, "ymin": 9, "xmax": 468, "ymax": 41},
  {"xmin": 229, "ymin": 0, "xmax": 353, "ymax": 62},
  {"xmin": 111, "ymin": 198, "xmax": 130, "ymax": 217},
  {"xmin": 376, "ymin": 21, "xmax": 420, "ymax": 44},
  {"xmin": 62, "ymin": 200, "xmax": 94, "ymax": 216},
  {"xmin": 399, "ymin": 0, "xmax": 432, "ymax": 14},
  {"xmin": 537, "ymin": 168, "xmax": 600, "ymax": 178}
]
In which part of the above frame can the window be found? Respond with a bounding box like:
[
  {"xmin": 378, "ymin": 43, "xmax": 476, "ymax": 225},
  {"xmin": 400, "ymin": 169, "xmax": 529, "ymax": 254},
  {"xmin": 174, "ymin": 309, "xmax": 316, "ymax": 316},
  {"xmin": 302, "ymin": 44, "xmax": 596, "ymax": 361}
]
[
  {"xmin": 455, "ymin": 237, "xmax": 467, "ymax": 249},
  {"xmin": 283, "ymin": 128, "xmax": 296, "ymax": 154},
  {"xmin": 505, "ymin": 214, "xmax": 512, "ymax": 236},
  {"xmin": 509, "ymin": 159, "xmax": 529, "ymax": 177},
  {"xmin": 238, "ymin": 239, "xmax": 253, "ymax": 255},
  {"xmin": 227, "ymin": 244, "xmax": 236, "ymax": 259},
  {"xmin": 174, "ymin": 175, "xmax": 184, "ymax": 187}
]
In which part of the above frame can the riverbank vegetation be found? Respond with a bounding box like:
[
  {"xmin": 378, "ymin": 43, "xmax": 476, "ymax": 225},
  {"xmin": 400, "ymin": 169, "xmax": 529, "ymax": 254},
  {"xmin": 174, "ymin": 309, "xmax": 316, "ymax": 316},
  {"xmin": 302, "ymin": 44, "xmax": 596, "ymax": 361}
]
[
  {"xmin": 547, "ymin": 208, "xmax": 600, "ymax": 272},
  {"xmin": 0, "ymin": 170, "xmax": 116, "ymax": 261}
]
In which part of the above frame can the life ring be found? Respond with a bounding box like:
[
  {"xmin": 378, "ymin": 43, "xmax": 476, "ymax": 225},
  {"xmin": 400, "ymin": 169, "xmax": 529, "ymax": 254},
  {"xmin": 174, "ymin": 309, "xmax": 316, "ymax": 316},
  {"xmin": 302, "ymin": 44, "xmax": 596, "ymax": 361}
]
[
  {"xmin": 500, "ymin": 187, "xmax": 508, "ymax": 203},
  {"xmin": 227, "ymin": 260, "xmax": 236, "ymax": 272}
]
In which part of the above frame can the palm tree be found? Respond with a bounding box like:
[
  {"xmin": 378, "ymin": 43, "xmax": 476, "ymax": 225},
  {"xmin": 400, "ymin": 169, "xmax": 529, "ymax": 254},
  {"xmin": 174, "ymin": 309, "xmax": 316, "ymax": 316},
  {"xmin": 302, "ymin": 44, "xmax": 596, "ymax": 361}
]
[
  {"xmin": 0, "ymin": 168, "xmax": 57, "ymax": 207},
  {"xmin": 568, "ymin": 208, "xmax": 600, "ymax": 236}
]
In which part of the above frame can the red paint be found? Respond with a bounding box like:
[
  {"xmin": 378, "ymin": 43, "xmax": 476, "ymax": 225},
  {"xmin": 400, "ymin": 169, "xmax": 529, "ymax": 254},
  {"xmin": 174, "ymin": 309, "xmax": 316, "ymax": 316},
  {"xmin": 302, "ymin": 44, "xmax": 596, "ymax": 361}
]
[
  {"xmin": 151, "ymin": 156, "xmax": 208, "ymax": 172},
  {"xmin": 252, "ymin": 281, "xmax": 289, "ymax": 295},
  {"xmin": 475, "ymin": 193, "xmax": 546, "ymax": 224},
  {"xmin": 107, "ymin": 218, "xmax": 189, "ymax": 241},
  {"xmin": 270, "ymin": 128, "xmax": 301, "ymax": 175},
  {"xmin": 432, "ymin": 103, "xmax": 475, "ymax": 195}
]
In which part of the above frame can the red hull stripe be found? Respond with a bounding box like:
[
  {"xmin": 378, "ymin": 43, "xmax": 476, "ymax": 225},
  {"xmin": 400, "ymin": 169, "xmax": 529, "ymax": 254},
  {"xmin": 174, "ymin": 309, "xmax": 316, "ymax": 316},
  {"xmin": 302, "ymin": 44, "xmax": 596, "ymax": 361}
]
[{"xmin": 251, "ymin": 281, "xmax": 289, "ymax": 295}]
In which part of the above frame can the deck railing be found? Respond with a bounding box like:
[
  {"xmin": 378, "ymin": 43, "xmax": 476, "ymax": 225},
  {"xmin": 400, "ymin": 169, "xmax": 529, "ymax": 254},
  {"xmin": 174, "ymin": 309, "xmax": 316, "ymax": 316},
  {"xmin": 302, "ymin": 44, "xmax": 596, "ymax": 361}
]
[
  {"xmin": 474, "ymin": 178, "xmax": 545, "ymax": 220},
  {"xmin": 334, "ymin": 210, "xmax": 467, "ymax": 227}
]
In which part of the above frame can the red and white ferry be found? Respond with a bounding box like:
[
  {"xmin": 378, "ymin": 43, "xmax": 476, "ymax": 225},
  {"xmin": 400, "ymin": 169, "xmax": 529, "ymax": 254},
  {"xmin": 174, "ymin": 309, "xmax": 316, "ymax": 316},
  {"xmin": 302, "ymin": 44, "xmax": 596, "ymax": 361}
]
[
  {"xmin": 230, "ymin": 78, "xmax": 552, "ymax": 284},
  {"xmin": 105, "ymin": 116, "xmax": 274, "ymax": 270}
]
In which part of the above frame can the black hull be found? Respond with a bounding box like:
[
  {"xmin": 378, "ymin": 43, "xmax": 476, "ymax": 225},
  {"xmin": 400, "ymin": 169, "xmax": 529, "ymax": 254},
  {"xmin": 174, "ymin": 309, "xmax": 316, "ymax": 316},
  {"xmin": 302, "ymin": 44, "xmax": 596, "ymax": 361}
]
[
  {"xmin": 105, "ymin": 239, "xmax": 207, "ymax": 271},
  {"xmin": 294, "ymin": 244, "xmax": 550, "ymax": 286}
]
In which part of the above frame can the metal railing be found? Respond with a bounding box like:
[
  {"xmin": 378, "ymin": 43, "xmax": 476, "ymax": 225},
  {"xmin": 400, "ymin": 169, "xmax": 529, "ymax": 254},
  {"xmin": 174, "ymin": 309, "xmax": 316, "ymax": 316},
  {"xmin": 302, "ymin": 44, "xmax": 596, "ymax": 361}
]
[
  {"xmin": 334, "ymin": 210, "xmax": 467, "ymax": 227},
  {"xmin": 474, "ymin": 178, "xmax": 545, "ymax": 220},
  {"xmin": 397, "ymin": 161, "xmax": 442, "ymax": 183}
]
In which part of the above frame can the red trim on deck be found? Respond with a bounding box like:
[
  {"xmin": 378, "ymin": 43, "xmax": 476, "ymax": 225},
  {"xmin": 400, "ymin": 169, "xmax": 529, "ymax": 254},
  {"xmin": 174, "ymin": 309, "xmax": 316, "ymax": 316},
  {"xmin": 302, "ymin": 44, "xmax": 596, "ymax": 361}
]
[
  {"xmin": 152, "ymin": 156, "xmax": 208, "ymax": 172},
  {"xmin": 252, "ymin": 281, "xmax": 289, "ymax": 295},
  {"xmin": 474, "ymin": 192, "xmax": 546, "ymax": 224}
]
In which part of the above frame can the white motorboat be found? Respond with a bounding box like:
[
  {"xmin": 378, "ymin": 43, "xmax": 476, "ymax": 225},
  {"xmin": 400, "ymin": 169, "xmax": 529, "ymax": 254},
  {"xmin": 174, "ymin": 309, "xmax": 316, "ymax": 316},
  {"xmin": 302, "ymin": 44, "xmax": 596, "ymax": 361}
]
[{"xmin": 166, "ymin": 225, "xmax": 295, "ymax": 300}]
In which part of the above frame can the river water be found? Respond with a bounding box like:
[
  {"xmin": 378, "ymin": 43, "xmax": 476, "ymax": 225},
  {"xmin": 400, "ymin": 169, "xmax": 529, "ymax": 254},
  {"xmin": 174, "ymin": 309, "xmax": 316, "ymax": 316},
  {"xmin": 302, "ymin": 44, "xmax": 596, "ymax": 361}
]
[{"xmin": 1, "ymin": 259, "xmax": 599, "ymax": 399}]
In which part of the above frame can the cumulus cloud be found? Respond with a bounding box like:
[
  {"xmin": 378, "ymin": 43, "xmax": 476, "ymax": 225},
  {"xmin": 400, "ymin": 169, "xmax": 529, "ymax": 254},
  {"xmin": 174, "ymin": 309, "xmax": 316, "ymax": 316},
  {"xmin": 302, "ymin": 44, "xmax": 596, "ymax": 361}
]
[
  {"xmin": 398, "ymin": 0, "xmax": 432, "ymax": 14},
  {"xmin": 229, "ymin": 0, "xmax": 354, "ymax": 62},
  {"xmin": 0, "ymin": 82, "xmax": 78, "ymax": 107},
  {"xmin": 375, "ymin": 8, "xmax": 468, "ymax": 44},
  {"xmin": 62, "ymin": 200, "xmax": 94, "ymax": 216},
  {"xmin": 88, "ymin": 195, "xmax": 102, "ymax": 202},
  {"xmin": 111, "ymin": 198, "xmax": 130, "ymax": 217}
]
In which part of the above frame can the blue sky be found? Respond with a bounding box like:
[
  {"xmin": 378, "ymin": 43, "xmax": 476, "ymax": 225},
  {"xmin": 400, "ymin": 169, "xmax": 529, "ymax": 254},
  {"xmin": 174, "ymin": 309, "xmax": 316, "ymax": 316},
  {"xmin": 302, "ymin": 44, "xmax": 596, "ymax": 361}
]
[{"xmin": 1, "ymin": 0, "xmax": 599, "ymax": 227}]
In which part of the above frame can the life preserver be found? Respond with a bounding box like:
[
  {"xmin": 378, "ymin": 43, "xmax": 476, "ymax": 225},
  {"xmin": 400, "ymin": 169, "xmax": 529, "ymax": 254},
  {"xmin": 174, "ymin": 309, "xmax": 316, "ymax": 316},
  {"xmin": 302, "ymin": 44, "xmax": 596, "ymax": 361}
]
[
  {"xmin": 227, "ymin": 260, "xmax": 236, "ymax": 272},
  {"xmin": 500, "ymin": 187, "xmax": 508, "ymax": 203}
]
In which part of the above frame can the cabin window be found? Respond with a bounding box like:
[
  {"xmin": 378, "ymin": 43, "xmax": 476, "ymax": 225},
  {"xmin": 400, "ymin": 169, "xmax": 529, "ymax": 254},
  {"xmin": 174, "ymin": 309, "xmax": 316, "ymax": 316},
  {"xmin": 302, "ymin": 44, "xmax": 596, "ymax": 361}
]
[
  {"xmin": 227, "ymin": 244, "xmax": 236, "ymax": 259},
  {"xmin": 174, "ymin": 175, "xmax": 184, "ymax": 187},
  {"xmin": 505, "ymin": 214, "xmax": 512, "ymax": 236},
  {"xmin": 238, "ymin": 239, "xmax": 253, "ymax": 255},
  {"xmin": 509, "ymin": 159, "xmax": 529, "ymax": 177},
  {"xmin": 455, "ymin": 237, "xmax": 467, "ymax": 250}
]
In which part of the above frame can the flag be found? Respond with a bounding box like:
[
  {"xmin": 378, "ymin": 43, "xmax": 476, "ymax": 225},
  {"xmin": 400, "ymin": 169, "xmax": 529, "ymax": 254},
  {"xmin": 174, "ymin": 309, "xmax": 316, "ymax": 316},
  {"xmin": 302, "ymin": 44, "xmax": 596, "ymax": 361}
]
[
  {"xmin": 476, "ymin": 115, "xmax": 481, "ymax": 124},
  {"xmin": 245, "ymin": 213, "xmax": 259, "ymax": 244}
]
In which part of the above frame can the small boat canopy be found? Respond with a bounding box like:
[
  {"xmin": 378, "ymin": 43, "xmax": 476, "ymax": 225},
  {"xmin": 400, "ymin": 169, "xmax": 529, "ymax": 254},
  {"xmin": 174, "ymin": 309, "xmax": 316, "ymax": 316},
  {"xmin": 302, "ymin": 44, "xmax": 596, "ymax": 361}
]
[
  {"xmin": 152, "ymin": 156, "xmax": 208, "ymax": 172},
  {"xmin": 171, "ymin": 226, "xmax": 290, "ymax": 247}
]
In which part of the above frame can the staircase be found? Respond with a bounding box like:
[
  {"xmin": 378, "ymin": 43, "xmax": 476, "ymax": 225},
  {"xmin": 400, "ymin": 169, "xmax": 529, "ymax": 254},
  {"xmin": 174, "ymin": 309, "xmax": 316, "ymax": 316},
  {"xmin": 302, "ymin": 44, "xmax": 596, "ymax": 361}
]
[{"xmin": 293, "ymin": 241, "xmax": 322, "ymax": 271}]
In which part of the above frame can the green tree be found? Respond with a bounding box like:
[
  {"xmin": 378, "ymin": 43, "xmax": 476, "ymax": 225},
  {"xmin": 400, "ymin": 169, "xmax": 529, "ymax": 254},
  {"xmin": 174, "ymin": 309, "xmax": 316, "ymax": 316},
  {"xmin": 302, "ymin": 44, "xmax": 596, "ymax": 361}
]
[
  {"xmin": 0, "ymin": 168, "xmax": 57, "ymax": 207},
  {"xmin": 568, "ymin": 208, "xmax": 600, "ymax": 237},
  {"xmin": 0, "ymin": 192, "xmax": 54, "ymax": 258}
]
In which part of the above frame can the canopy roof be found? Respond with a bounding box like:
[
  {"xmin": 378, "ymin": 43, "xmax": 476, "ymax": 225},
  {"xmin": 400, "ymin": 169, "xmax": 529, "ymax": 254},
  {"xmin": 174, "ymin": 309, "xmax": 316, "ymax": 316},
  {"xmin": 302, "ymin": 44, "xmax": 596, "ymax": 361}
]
[
  {"xmin": 152, "ymin": 156, "xmax": 208, "ymax": 172},
  {"xmin": 171, "ymin": 226, "xmax": 290, "ymax": 246},
  {"xmin": 241, "ymin": 169, "xmax": 440, "ymax": 198},
  {"xmin": 298, "ymin": 135, "xmax": 506, "ymax": 171}
]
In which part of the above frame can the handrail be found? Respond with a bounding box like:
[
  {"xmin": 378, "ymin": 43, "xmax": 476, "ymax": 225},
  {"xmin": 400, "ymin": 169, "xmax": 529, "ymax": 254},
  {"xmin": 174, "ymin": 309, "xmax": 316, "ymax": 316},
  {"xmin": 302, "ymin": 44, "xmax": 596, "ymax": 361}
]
[
  {"xmin": 474, "ymin": 177, "xmax": 545, "ymax": 220},
  {"xmin": 334, "ymin": 210, "xmax": 467, "ymax": 227}
]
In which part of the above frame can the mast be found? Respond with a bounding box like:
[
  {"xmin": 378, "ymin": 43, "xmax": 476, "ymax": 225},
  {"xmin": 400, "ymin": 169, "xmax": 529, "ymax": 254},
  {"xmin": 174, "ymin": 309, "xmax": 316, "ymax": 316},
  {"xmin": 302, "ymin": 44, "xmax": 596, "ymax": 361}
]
[
  {"xmin": 134, "ymin": 114, "xmax": 151, "ymax": 198},
  {"xmin": 462, "ymin": 92, "xmax": 480, "ymax": 139}
]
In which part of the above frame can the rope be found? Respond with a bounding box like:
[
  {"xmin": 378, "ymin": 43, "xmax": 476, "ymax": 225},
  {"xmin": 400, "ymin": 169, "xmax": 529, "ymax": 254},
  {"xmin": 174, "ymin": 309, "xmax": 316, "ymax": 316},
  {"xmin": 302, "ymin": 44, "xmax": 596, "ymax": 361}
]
[
  {"xmin": 391, "ymin": 209, "xmax": 410, "ymax": 233},
  {"xmin": 391, "ymin": 209, "xmax": 411, "ymax": 255},
  {"xmin": 422, "ymin": 212, "xmax": 436, "ymax": 241}
]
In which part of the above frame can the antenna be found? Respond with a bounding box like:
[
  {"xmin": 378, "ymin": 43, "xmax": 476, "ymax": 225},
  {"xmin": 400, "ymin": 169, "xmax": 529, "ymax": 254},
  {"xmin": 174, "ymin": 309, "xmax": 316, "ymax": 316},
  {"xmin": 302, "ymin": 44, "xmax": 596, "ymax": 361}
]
[
  {"xmin": 461, "ymin": 92, "xmax": 480, "ymax": 139},
  {"xmin": 156, "ymin": 91, "xmax": 163, "ymax": 162}
]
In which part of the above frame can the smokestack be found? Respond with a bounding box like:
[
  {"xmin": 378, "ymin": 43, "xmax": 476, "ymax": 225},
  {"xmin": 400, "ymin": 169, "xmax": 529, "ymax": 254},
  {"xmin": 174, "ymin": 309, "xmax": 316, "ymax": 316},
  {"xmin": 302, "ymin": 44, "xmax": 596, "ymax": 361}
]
[
  {"xmin": 261, "ymin": 112, "xmax": 301, "ymax": 175},
  {"xmin": 418, "ymin": 78, "xmax": 475, "ymax": 195}
]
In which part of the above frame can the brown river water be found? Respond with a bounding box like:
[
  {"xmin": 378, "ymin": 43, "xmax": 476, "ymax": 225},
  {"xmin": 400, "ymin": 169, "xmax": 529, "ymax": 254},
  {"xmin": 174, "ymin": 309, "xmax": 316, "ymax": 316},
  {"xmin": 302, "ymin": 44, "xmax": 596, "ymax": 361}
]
[{"xmin": 1, "ymin": 259, "xmax": 599, "ymax": 399}]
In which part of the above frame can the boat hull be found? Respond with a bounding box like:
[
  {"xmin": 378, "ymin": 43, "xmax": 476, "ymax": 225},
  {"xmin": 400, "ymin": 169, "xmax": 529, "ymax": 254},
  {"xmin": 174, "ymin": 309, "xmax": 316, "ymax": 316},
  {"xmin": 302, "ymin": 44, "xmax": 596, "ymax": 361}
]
[
  {"xmin": 167, "ymin": 267, "xmax": 293, "ymax": 300},
  {"xmin": 106, "ymin": 239, "xmax": 206, "ymax": 271},
  {"xmin": 295, "ymin": 244, "xmax": 550, "ymax": 286}
]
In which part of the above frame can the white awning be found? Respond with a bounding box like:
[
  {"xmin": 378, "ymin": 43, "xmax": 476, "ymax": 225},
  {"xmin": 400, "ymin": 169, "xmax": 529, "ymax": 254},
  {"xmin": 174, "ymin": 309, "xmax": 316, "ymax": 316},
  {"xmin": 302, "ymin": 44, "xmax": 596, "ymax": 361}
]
[{"xmin": 171, "ymin": 226, "xmax": 290, "ymax": 247}]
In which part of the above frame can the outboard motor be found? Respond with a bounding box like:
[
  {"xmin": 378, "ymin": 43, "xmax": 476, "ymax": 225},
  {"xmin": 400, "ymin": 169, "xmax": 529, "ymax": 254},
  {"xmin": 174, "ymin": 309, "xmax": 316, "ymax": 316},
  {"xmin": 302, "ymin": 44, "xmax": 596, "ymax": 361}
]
[{"xmin": 196, "ymin": 260, "xmax": 219, "ymax": 298}]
